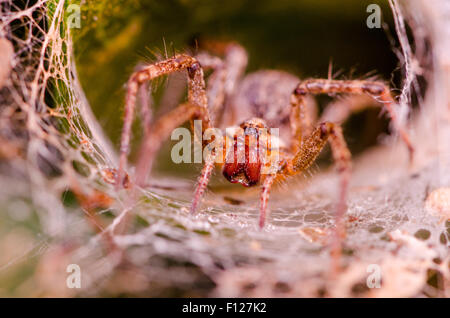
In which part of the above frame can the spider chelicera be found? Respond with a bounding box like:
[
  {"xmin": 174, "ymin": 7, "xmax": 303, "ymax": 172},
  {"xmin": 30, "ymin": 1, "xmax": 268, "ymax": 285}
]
[{"xmin": 114, "ymin": 41, "xmax": 414, "ymax": 260}]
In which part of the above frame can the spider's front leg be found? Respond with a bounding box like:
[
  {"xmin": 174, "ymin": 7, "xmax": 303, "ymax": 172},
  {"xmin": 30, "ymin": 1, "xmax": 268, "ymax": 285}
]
[
  {"xmin": 260, "ymin": 122, "xmax": 351, "ymax": 227},
  {"xmin": 296, "ymin": 122, "xmax": 351, "ymax": 273},
  {"xmin": 189, "ymin": 42, "xmax": 248, "ymax": 213},
  {"xmin": 261, "ymin": 122, "xmax": 351, "ymax": 271},
  {"xmin": 116, "ymin": 54, "xmax": 212, "ymax": 189},
  {"xmin": 290, "ymin": 122, "xmax": 352, "ymax": 245},
  {"xmin": 118, "ymin": 54, "xmax": 220, "ymax": 223},
  {"xmin": 259, "ymin": 173, "xmax": 277, "ymax": 228},
  {"xmin": 258, "ymin": 119, "xmax": 351, "ymax": 216}
]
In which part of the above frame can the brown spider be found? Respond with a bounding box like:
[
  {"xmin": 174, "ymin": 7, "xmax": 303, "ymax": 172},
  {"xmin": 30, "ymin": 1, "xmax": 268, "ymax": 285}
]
[{"xmin": 115, "ymin": 41, "xmax": 414, "ymax": 258}]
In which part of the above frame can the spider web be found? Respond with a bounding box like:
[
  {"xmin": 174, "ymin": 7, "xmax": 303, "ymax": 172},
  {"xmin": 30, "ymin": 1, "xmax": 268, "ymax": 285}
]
[
  {"xmin": 0, "ymin": 0, "xmax": 448, "ymax": 297},
  {"xmin": 0, "ymin": 0, "xmax": 117, "ymax": 294}
]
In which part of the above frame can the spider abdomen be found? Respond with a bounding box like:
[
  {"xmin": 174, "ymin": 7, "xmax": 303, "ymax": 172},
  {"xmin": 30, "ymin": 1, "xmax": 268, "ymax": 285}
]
[{"xmin": 230, "ymin": 70, "xmax": 315, "ymax": 144}]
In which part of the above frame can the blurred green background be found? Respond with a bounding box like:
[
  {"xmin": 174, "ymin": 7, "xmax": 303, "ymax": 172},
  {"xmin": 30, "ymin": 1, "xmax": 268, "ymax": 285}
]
[{"xmin": 74, "ymin": 0, "xmax": 399, "ymax": 177}]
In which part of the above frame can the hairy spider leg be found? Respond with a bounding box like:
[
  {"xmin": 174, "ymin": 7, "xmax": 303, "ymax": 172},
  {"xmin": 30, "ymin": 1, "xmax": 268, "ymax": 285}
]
[
  {"xmin": 195, "ymin": 52, "xmax": 226, "ymax": 125},
  {"xmin": 319, "ymin": 94, "xmax": 379, "ymax": 124},
  {"xmin": 258, "ymin": 122, "xmax": 351, "ymax": 273},
  {"xmin": 259, "ymin": 173, "xmax": 277, "ymax": 228},
  {"xmin": 282, "ymin": 78, "xmax": 415, "ymax": 272},
  {"xmin": 117, "ymin": 54, "xmax": 212, "ymax": 189},
  {"xmin": 191, "ymin": 158, "xmax": 216, "ymax": 214},
  {"xmin": 190, "ymin": 42, "xmax": 249, "ymax": 213},
  {"xmin": 137, "ymin": 82, "xmax": 153, "ymax": 137},
  {"xmin": 196, "ymin": 42, "xmax": 248, "ymax": 127},
  {"xmin": 294, "ymin": 122, "xmax": 351, "ymax": 274},
  {"xmin": 291, "ymin": 79, "xmax": 414, "ymax": 161}
]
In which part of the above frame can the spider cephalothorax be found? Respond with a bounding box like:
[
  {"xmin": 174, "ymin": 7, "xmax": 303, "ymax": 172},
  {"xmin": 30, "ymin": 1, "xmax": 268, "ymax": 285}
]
[{"xmin": 115, "ymin": 41, "xmax": 414, "ymax": 268}]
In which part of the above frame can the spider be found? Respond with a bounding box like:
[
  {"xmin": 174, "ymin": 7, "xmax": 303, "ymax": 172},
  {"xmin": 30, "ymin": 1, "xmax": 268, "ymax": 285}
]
[{"xmin": 115, "ymin": 41, "xmax": 414, "ymax": 257}]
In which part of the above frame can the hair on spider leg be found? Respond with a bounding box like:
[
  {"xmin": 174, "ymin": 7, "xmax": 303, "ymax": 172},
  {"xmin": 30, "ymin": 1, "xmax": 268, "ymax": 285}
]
[
  {"xmin": 344, "ymin": 66, "xmax": 359, "ymax": 81},
  {"xmin": 141, "ymin": 45, "xmax": 199, "ymax": 96},
  {"xmin": 311, "ymin": 161, "xmax": 323, "ymax": 174},
  {"xmin": 162, "ymin": 37, "xmax": 169, "ymax": 60},
  {"xmin": 361, "ymin": 69, "xmax": 379, "ymax": 80},
  {"xmin": 134, "ymin": 54, "xmax": 172, "ymax": 94},
  {"xmin": 150, "ymin": 74, "xmax": 168, "ymax": 94},
  {"xmin": 185, "ymin": 35, "xmax": 200, "ymax": 57},
  {"xmin": 137, "ymin": 48, "xmax": 162, "ymax": 69},
  {"xmin": 326, "ymin": 59, "xmax": 346, "ymax": 81},
  {"xmin": 141, "ymin": 45, "xmax": 177, "ymax": 66},
  {"xmin": 360, "ymin": 72, "xmax": 385, "ymax": 84}
]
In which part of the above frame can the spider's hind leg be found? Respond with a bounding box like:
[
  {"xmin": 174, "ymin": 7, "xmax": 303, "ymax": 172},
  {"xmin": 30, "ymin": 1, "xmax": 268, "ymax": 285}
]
[
  {"xmin": 292, "ymin": 79, "xmax": 414, "ymax": 162},
  {"xmin": 195, "ymin": 41, "xmax": 248, "ymax": 127}
]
